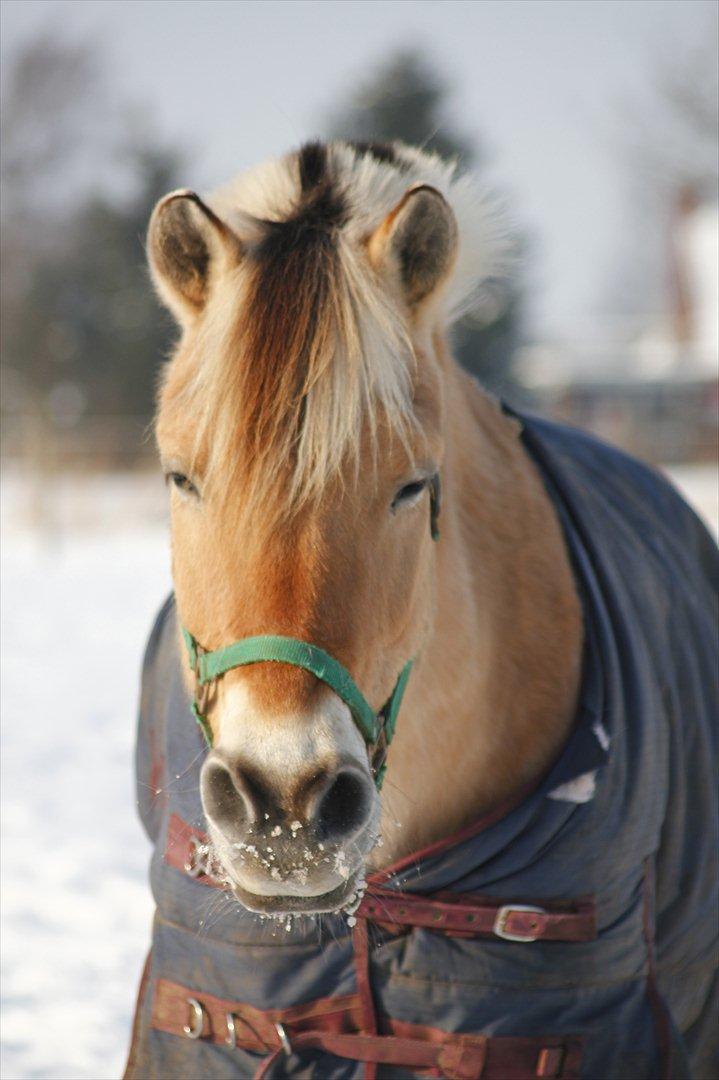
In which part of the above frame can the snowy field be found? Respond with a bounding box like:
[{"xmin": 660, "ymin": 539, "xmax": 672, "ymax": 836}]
[
  {"xmin": 1, "ymin": 473, "xmax": 171, "ymax": 1080},
  {"xmin": 1, "ymin": 464, "xmax": 717, "ymax": 1080}
]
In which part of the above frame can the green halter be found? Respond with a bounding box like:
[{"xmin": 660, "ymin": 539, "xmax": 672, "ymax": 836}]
[{"xmin": 182, "ymin": 473, "xmax": 440, "ymax": 789}]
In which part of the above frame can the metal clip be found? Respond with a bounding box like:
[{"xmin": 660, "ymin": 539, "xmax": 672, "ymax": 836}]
[
  {"xmin": 191, "ymin": 640, "xmax": 213, "ymax": 721},
  {"xmin": 274, "ymin": 1022, "xmax": 292, "ymax": 1057},
  {"xmin": 195, "ymin": 676, "xmax": 211, "ymax": 719},
  {"xmin": 225, "ymin": 1012, "xmax": 237, "ymax": 1047},
  {"xmin": 493, "ymin": 904, "xmax": 546, "ymax": 942},
  {"xmin": 183, "ymin": 997, "xmax": 205, "ymax": 1039}
]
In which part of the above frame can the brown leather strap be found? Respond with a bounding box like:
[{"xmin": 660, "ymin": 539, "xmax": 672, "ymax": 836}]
[
  {"xmin": 152, "ymin": 977, "xmax": 583, "ymax": 1079},
  {"xmin": 252, "ymin": 1030, "xmax": 487, "ymax": 1079},
  {"xmin": 352, "ymin": 917, "xmax": 378, "ymax": 1080},
  {"xmin": 361, "ymin": 887, "xmax": 596, "ymax": 942},
  {"xmin": 164, "ymin": 815, "xmax": 596, "ymax": 942},
  {"xmin": 152, "ymin": 977, "xmax": 362, "ymax": 1050}
]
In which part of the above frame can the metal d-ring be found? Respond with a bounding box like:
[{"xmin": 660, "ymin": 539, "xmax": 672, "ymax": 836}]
[
  {"xmin": 183, "ymin": 997, "xmax": 205, "ymax": 1039},
  {"xmin": 274, "ymin": 1022, "xmax": 292, "ymax": 1056}
]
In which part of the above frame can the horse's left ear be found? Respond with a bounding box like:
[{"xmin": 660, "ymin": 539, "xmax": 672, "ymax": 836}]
[{"xmin": 368, "ymin": 185, "xmax": 458, "ymax": 310}]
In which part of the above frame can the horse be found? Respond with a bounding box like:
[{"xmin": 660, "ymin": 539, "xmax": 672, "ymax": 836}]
[{"xmin": 125, "ymin": 141, "xmax": 718, "ymax": 1079}]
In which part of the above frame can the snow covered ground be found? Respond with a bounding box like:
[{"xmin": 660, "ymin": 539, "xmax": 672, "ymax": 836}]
[
  {"xmin": 1, "ymin": 473, "xmax": 171, "ymax": 1080},
  {"xmin": 662, "ymin": 463, "xmax": 719, "ymax": 541},
  {"xmin": 1, "ymin": 464, "xmax": 716, "ymax": 1079}
]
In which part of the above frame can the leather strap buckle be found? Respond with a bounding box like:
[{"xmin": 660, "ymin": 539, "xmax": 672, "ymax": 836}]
[{"xmin": 493, "ymin": 904, "xmax": 546, "ymax": 942}]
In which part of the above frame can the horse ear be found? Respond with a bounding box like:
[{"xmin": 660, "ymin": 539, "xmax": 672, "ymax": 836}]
[
  {"xmin": 368, "ymin": 185, "xmax": 458, "ymax": 309},
  {"xmin": 147, "ymin": 189, "xmax": 241, "ymax": 324}
]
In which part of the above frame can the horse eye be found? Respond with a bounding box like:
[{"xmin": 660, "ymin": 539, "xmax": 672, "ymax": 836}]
[
  {"xmin": 391, "ymin": 478, "xmax": 427, "ymax": 511},
  {"xmin": 167, "ymin": 471, "xmax": 198, "ymax": 497}
]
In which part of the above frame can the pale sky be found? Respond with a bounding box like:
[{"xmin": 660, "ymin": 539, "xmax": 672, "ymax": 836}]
[{"xmin": 2, "ymin": 0, "xmax": 715, "ymax": 335}]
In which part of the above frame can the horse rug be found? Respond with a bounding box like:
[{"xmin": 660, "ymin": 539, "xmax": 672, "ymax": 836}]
[{"xmin": 124, "ymin": 411, "xmax": 718, "ymax": 1080}]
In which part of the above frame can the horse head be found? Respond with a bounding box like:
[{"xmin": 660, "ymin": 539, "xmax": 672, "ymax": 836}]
[{"xmin": 147, "ymin": 141, "xmax": 579, "ymax": 917}]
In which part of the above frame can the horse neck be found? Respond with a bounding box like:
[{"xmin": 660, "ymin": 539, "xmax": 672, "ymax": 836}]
[{"xmin": 376, "ymin": 345, "xmax": 584, "ymax": 864}]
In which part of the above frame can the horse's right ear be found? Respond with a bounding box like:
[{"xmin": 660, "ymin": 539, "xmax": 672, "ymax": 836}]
[{"xmin": 147, "ymin": 190, "xmax": 242, "ymax": 325}]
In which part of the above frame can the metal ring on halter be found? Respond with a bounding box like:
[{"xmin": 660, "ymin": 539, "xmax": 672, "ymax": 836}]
[
  {"xmin": 183, "ymin": 997, "xmax": 205, "ymax": 1039},
  {"xmin": 225, "ymin": 1012, "xmax": 237, "ymax": 1046},
  {"xmin": 274, "ymin": 1022, "xmax": 292, "ymax": 1056}
]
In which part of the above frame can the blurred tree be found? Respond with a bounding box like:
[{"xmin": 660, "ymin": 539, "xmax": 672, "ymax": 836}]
[
  {"xmin": 9, "ymin": 142, "xmax": 179, "ymax": 419},
  {"xmin": 604, "ymin": 12, "xmax": 718, "ymax": 322},
  {"xmin": 329, "ymin": 49, "xmax": 475, "ymax": 164},
  {"xmin": 327, "ymin": 48, "xmax": 524, "ymax": 399},
  {"xmin": 0, "ymin": 33, "xmax": 180, "ymax": 459},
  {"xmin": 1, "ymin": 32, "xmax": 107, "ymax": 213},
  {"xmin": 622, "ymin": 18, "xmax": 718, "ymax": 199}
]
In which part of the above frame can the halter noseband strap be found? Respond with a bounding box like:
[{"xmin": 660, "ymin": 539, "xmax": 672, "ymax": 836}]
[
  {"xmin": 182, "ymin": 473, "xmax": 440, "ymax": 790},
  {"xmin": 182, "ymin": 630, "xmax": 413, "ymax": 788}
]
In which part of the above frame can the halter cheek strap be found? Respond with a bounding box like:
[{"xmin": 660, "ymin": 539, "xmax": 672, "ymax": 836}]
[{"xmin": 182, "ymin": 473, "xmax": 440, "ymax": 790}]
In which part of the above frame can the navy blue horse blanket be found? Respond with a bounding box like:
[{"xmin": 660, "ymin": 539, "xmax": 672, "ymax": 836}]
[{"xmin": 125, "ymin": 412, "xmax": 718, "ymax": 1079}]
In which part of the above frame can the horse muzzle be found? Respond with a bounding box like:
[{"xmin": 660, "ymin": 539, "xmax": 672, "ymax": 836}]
[{"xmin": 200, "ymin": 749, "xmax": 378, "ymax": 914}]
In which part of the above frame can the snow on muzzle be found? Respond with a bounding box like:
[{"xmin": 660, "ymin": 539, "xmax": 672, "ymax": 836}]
[{"xmin": 198, "ymin": 687, "xmax": 380, "ymax": 911}]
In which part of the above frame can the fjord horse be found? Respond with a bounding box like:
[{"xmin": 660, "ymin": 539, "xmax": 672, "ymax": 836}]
[{"xmin": 130, "ymin": 140, "xmax": 717, "ymax": 1079}]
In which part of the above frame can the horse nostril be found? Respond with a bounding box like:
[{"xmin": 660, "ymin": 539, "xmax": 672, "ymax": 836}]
[
  {"xmin": 201, "ymin": 758, "xmax": 255, "ymax": 832},
  {"xmin": 201, "ymin": 754, "xmax": 374, "ymax": 849},
  {"xmin": 316, "ymin": 769, "xmax": 371, "ymax": 842}
]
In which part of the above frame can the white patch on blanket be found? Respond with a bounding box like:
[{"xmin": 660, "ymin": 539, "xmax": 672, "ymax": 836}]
[
  {"xmin": 592, "ymin": 719, "xmax": 610, "ymax": 751},
  {"xmin": 547, "ymin": 770, "xmax": 598, "ymax": 804}
]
